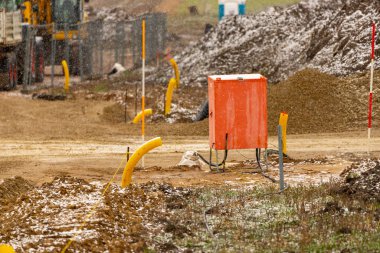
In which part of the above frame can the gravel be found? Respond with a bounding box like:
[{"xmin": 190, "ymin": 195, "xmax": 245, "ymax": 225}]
[{"xmin": 339, "ymin": 159, "xmax": 380, "ymax": 201}]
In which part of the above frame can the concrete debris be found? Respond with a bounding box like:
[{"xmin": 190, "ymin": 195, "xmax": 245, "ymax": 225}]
[
  {"xmin": 178, "ymin": 151, "xmax": 204, "ymax": 167},
  {"xmin": 108, "ymin": 63, "xmax": 127, "ymax": 78}
]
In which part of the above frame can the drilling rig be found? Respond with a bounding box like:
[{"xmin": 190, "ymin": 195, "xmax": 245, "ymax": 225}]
[
  {"xmin": 0, "ymin": 0, "xmax": 89, "ymax": 90},
  {"xmin": 23, "ymin": 0, "xmax": 90, "ymax": 74}
]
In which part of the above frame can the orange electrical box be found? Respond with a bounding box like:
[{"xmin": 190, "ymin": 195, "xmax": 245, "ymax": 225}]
[{"xmin": 208, "ymin": 74, "xmax": 268, "ymax": 150}]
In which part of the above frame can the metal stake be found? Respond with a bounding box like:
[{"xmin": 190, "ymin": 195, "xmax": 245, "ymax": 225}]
[{"xmin": 278, "ymin": 125, "xmax": 285, "ymax": 191}]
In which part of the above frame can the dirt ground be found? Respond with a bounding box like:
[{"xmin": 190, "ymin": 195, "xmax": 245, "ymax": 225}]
[{"xmin": 0, "ymin": 90, "xmax": 379, "ymax": 188}]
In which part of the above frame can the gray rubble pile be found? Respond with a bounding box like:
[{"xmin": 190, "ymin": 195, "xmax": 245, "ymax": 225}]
[
  {"xmin": 153, "ymin": 0, "xmax": 380, "ymax": 86},
  {"xmin": 87, "ymin": 7, "xmax": 133, "ymax": 44},
  {"xmin": 88, "ymin": 7, "xmax": 132, "ymax": 22}
]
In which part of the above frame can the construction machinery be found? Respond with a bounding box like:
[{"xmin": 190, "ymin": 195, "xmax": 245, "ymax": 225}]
[
  {"xmin": 0, "ymin": 0, "xmax": 89, "ymax": 90},
  {"xmin": 0, "ymin": 0, "xmax": 22, "ymax": 89},
  {"xmin": 21, "ymin": 0, "xmax": 91, "ymax": 81}
]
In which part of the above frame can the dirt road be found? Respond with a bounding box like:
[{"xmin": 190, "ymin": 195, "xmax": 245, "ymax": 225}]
[
  {"xmin": 0, "ymin": 133, "xmax": 378, "ymax": 186},
  {"xmin": 1, "ymin": 91, "xmax": 379, "ymax": 187}
]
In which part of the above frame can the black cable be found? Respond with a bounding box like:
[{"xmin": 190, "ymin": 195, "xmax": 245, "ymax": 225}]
[
  {"xmin": 256, "ymin": 148, "xmax": 277, "ymax": 183},
  {"xmin": 198, "ymin": 148, "xmax": 228, "ymax": 168},
  {"xmin": 197, "ymin": 134, "xmax": 229, "ymax": 169}
]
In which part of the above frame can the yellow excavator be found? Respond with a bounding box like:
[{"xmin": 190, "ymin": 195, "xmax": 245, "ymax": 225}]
[
  {"xmin": 0, "ymin": 0, "xmax": 89, "ymax": 89},
  {"xmin": 22, "ymin": 0, "xmax": 90, "ymax": 78}
]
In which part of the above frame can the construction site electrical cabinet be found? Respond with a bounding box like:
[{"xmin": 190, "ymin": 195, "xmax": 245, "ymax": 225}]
[{"xmin": 208, "ymin": 74, "xmax": 268, "ymax": 150}]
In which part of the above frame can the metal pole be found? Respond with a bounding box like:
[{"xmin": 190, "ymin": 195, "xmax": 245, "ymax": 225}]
[
  {"xmin": 23, "ymin": 25, "xmax": 31, "ymax": 90},
  {"xmin": 278, "ymin": 125, "xmax": 285, "ymax": 191},
  {"xmin": 125, "ymin": 88, "xmax": 128, "ymax": 123},
  {"xmin": 28, "ymin": 28, "xmax": 35, "ymax": 87},
  {"xmin": 79, "ymin": 23, "xmax": 84, "ymax": 82},
  {"xmin": 51, "ymin": 24, "xmax": 56, "ymax": 87},
  {"xmin": 141, "ymin": 18, "xmax": 146, "ymax": 168},
  {"xmin": 121, "ymin": 22, "xmax": 126, "ymax": 67},
  {"xmin": 100, "ymin": 22, "xmax": 104, "ymax": 75},
  {"xmin": 135, "ymin": 82, "xmax": 138, "ymax": 116},
  {"xmin": 64, "ymin": 23, "xmax": 69, "ymax": 66}
]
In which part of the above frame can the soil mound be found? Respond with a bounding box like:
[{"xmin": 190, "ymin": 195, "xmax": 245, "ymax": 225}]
[
  {"xmin": 339, "ymin": 160, "xmax": 380, "ymax": 201},
  {"xmin": 152, "ymin": 0, "xmax": 380, "ymax": 86},
  {"xmin": 267, "ymin": 69, "xmax": 380, "ymax": 134},
  {"xmin": 0, "ymin": 177, "xmax": 33, "ymax": 206}
]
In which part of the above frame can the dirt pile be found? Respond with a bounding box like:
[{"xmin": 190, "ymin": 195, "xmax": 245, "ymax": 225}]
[
  {"xmin": 0, "ymin": 177, "xmax": 33, "ymax": 206},
  {"xmin": 152, "ymin": 0, "xmax": 380, "ymax": 86},
  {"xmin": 268, "ymin": 69, "xmax": 380, "ymax": 134},
  {"xmin": 78, "ymin": 67, "xmax": 378, "ymax": 132},
  {"xmin": 339, "ymin": 159, "xmax": 380, "ymax": 201},
  {"xmin": 0, "ymin": 176, "xmax": 194, "ymax": 252},
  {"xmin": 94, "ymin": 84, "xmax": 206, "ymax": 124}
]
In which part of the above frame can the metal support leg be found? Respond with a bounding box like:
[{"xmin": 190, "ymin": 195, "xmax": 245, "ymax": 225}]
[
  {"xmin": 209, "ymin": 147, "xmax": 213, "ymax": 172},
  {"xmin": 215, "ymin": 149, "xmax": 220, "ymax": 173}
]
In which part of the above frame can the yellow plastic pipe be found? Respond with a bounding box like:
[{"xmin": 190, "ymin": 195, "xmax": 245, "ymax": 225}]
[
  {"xmin": 133, "ymin": 109, "xmax": 152, "ymax": 124},
  {"xmin": 169, "ymin": 58, "xmax": 180, "ymax": 88},
  {"xmin": 22, "ymin": 1, "xmax": 32, "ymax": 25},
  {"xmin": 0, "ymin": 244, "xmax": 15, "ymax": 253},
  {"xmin": 279, "ymin": 112, "xmax": 289, "ymax": 155},
  {"xmin": 165, "ymin": 78, "xmax": 177, "ymax": 115},
  {"xmin": 121, "ymin": 137, "xmax": 163, "ymax": 188},
  {"xmin": 62, "ymin": 60, "xmax": 70, "ymax": 93}
]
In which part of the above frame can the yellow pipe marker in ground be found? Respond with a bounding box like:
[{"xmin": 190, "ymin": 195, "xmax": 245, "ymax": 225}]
[
  {"xmin": 169, "ymin": 58, "xmax": 180, "ymax": 88},
  {"xmin": 165, "ymin": 78, "xmax": 177, "ymax": 115},
  {"xmin": 121, "ymin": 137, "xmax": 163, "ymax": 188},
  {"xmin": 0, "ymin": 244, "xmax": 15, "ymax": 253},
  {"xmin": 279, "ymin": 112, "xmax": 289, "ymax": 155},
  {"xmin": 133, "ymin": 109, "xmax": 152, "ymax": 124},
  {"xmin": 62, "ymin": 60, "xmax": 70, "ymax": 93}
]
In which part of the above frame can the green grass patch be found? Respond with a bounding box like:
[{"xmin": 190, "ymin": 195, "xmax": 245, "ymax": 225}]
[
  {"xmin": 92, "ymin": 83, "xmax": 109, "ymax": 93},
  {"xmin": 153, "ymin": 182, "xmax": 380, "ymax": 252}
]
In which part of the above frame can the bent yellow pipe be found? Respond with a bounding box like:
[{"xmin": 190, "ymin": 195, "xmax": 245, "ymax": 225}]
[
  {"xmin": 121, "ymin": 137, "xmax": 163, "ymax": 188},
  {"xmin": 169, "ymin": 58, "xmax": 180, "ymax": 88},
  {"xmin": 165, "ymin": 78, "xmax": 177, "ymax": 115},
  {"xmin": 62, "ymin": 60, "xmax": 70, "ymax": 93},
  {"xmin": 133, "ymin": 109, "xmax": 152, "ymax": 124},
  {"xmin": 279, "ymin": 112, "xmax": 289, "ymax": 155},
  {"xmin": 0, "ymin": 244, "xmax": 15, "ymax": 253}
]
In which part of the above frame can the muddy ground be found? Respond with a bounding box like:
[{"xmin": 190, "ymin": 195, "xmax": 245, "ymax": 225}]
[{"xmin": 1, "ymin": 68, "xmax": 380, "ymax": 251}]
